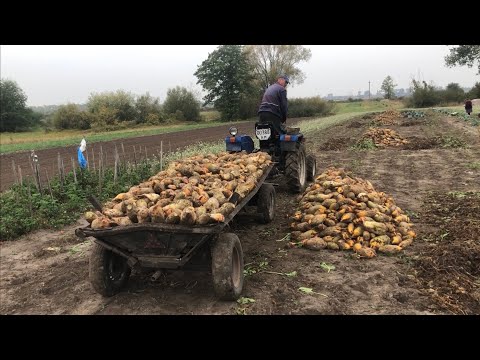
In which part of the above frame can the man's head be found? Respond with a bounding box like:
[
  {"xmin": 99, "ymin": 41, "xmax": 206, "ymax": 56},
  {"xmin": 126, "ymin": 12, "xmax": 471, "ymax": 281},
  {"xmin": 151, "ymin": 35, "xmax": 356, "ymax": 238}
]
[{"xmin": 277, "ymin": 74, "xmax": 290, "ymax": 87}]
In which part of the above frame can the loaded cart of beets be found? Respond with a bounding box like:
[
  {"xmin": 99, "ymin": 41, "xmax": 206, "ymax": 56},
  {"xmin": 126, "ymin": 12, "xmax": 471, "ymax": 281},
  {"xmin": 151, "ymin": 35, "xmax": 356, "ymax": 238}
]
[{"xmin": 76, "ymin": 151, "xmax": 275, "ymax": 301}]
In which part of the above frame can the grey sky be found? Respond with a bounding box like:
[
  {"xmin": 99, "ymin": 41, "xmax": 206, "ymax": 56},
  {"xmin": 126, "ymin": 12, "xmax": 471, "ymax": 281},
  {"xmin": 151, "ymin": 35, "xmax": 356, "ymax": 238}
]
[{"xmin": 1, "ymin": 45, "xmax": 478, "ymax": 106}]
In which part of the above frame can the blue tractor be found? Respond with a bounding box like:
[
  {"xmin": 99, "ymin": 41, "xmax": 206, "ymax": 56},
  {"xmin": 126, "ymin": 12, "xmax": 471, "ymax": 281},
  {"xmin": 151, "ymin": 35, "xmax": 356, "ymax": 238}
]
[{"xmin": 225, "ymin": 121, "xmax": 317, "ymax": 193}]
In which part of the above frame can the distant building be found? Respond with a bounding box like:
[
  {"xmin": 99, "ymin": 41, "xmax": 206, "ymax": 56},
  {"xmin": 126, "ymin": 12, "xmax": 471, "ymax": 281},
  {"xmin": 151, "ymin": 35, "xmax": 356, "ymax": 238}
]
[{"xmin": 322, "ymin": 87, "xmax": 414, "ymax": 101}]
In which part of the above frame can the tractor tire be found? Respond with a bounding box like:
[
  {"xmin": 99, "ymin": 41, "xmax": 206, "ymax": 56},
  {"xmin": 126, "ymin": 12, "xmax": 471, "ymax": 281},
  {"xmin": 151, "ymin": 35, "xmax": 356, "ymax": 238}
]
[
  {"xmin": 257, "ymin": 183, "xmax": 276, "ymax": 224},
  {"xmin": 89, "ymin": 242, "xmax": 131, "ymax": 297},
  {"xmin": 284, "ymin": 144, "xmax": 307, "ymax": 193},
  {"xmin": 211, "ymin": 233, "xmax": 244, "ymax": 301},
  {"xmin": 306, "ymin": 154, "xmax": 317, "ymax": 182}
]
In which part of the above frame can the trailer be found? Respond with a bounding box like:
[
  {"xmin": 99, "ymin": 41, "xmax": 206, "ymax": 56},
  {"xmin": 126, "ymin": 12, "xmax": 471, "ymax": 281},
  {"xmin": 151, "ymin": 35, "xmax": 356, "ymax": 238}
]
[{"xmin": 75, "ymin": 163, "xmax": 275, "ymax": 301}]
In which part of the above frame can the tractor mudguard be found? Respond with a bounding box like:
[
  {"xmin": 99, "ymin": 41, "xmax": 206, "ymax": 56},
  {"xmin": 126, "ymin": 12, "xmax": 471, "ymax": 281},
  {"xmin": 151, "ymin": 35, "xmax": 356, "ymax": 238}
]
[
  {"xmin": 279, "ymin": 134, "xmax": 304, "ymax": 152},
  {"xmin": 225, "ymin": 135, "xmax": 254, "ymax": 153}
]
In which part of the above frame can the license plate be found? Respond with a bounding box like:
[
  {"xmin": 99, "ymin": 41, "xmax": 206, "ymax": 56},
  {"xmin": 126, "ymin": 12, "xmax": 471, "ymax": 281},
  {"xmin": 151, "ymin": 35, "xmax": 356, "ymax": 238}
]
[{"xmin": 256, "ymin": 128, "xmax": 271, "ymax": 140}]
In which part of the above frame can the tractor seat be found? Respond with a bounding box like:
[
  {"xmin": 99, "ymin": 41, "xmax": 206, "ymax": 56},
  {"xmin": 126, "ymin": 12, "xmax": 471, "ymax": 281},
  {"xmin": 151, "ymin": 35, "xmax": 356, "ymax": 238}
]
[{"xmin": 285, "ymin": 127, "xmax": 300, "ymax": 134}]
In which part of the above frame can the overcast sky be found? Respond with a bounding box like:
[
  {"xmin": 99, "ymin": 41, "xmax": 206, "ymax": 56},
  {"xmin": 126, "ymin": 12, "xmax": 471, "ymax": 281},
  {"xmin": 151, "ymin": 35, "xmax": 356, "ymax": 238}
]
[{"xmin": 1, "ymin": 45, "xmax": 478, "ymax": 106}]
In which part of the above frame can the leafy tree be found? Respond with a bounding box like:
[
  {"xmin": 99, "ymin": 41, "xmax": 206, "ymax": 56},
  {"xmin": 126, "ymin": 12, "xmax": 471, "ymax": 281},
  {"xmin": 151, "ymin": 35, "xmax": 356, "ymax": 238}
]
[
  {"xmin": 87, "ymin": 90, "xmax": 136, "ymax": 122},
  {"xmin": 135, "ymin": 92, "xmax": 163, "ymax": 124},
  {"xmin": 195, "ymin": 45, "xmax": 255, "ymax": 121},
  {"xmin": 163, "ymin": 86, "xmax": 200, "ymax": 121},
  {"xmin": 407, "ymin": 80, "xmax": 441, "ymax": 107},
  {"xmin": 0, "ymin": 79, "xmax": 40, "ymax": 132},
  {"xmin": 445, "ymin": 45, "xmax": 480, "ymax": 74},
  {"xmin": 467, "ymin": 82, "xmax": 480, "ymax": 99},
  {"xmin": 443, "ymin": 83, "xmax": 465, "ymax": 103},
  {"xmin": 380, "ymin": 76, "xmax": 397, "ymax": 100},
  {"xmin": 52, "ymin": 104, "xmax": 91, "ymax": 130},
  {"xmin": 90, "ymin": 106, "xmax": 119, "ymax": 129},
  {"xmin": 244, "ymin": 45, "xmax": 312, "ymax": 89}
]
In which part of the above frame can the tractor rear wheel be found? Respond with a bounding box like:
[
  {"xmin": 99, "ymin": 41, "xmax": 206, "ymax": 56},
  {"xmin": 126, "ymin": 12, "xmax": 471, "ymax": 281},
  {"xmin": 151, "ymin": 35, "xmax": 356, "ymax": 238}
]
[{"xmin": 284, "ymin": 144, "xmax": 307, "ymax": 193}]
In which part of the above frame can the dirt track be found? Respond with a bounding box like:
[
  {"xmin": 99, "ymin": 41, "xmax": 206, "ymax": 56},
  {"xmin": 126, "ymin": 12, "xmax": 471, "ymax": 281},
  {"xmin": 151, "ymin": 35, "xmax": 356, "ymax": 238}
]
[{"xmin": 1, "ymin": 112, "xmax": 479, "ymax": 314}]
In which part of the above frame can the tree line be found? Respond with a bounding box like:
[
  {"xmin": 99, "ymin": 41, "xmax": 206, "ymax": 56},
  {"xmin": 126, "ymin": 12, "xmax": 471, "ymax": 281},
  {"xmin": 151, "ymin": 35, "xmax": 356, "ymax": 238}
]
[
  {"xmin": 379, "ymin": 74, "xmax": 480, "ymax": 108},
  {"xmin": 0, "ymin": 45, "xmax": 316, "ymax": 132},
  {"xmin": 2, "ymin": 45, "xmax": 479, "ymax": 132},
  {"xmin": 0, "ymin": 82, "xmax": 205, "ymax": 132}
]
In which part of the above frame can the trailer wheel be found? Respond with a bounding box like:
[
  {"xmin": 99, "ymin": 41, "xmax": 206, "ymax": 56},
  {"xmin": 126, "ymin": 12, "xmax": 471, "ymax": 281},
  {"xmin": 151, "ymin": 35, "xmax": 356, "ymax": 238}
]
[
  {"xmin": 257, "ymin": 183, "xmax": 276, "ymax": 223},
  {"xmin": 211, "ymin": 233, "xmax": 244, "ymax": 300},
  {"xmin": 306, "ymin": 154, "xmax": 317, "ymax": 181},
  {"xmin": 89, "ymin": 242, "xmax": 131, "ymax": 297}
]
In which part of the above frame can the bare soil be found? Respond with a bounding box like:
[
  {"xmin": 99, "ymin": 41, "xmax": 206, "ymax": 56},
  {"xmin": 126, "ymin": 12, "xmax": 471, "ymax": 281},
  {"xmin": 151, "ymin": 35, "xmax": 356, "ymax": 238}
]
[{"xmin": 1, "ymin": 113, "xmax": 479, "ymax": 315}]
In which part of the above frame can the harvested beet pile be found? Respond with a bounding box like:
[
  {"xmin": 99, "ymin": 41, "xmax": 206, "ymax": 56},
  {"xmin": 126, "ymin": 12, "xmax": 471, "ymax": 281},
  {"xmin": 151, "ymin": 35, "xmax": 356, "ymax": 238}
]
[
  {"xmin": 373, "ymin": 109, "xmax": 401, "ymax": 126},
  {"xmin": 289, "ymin": 167, "xmax": 416, "ymax": 258},
  {"xmin": 414, "ymin": 191, "xmax": 480, "ymax": 314},
  {"xmin": 361, "ymin": 127, "xmax": 408, "ymax": 147},
  {"xmin": 85, "ymin": 151, "xmax": 272, "ymax": 228}
]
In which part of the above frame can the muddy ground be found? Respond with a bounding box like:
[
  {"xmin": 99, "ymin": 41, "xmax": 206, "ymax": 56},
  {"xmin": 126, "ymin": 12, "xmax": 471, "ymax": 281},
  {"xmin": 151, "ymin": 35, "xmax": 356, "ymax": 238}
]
[{"xmin": 1, "ymin": 111, "xmax": 479, "ymax": 314}]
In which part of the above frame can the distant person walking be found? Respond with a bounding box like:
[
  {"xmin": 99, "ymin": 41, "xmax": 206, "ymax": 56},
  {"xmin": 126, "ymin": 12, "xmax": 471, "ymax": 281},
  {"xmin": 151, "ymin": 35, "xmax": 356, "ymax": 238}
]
[{"xmin": 464, "ymin": 99, "xmax": 473, "ymax": 115}]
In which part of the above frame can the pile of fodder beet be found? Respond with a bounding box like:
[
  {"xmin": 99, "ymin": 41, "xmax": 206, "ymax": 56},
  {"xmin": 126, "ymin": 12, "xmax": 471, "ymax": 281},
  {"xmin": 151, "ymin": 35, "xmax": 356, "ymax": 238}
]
[
  {"xmin": 413, "ymin": 191, "xmax": 480, "ymax": 314},
  {"xmin": 372, "ymin": 109, "xmax": 401, "ymax": 126},
  {"xmin": 360, "ymin": 127, "xmax": 408, "ymax": 147},
  {"xmin": 289, "ymin": 167, "xmax": 416, "ymax": 258},
  {"xmin": 85, "ymin": 151, "xmax": 272, "ymax": 228}
]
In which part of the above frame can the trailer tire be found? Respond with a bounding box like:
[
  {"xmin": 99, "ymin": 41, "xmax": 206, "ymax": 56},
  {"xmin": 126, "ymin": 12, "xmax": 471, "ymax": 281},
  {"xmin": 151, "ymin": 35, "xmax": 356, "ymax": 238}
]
[
  {"xmin": 211, "ymin": 233, "xmax": 244, "ymax": 300},
  {"xmin": 285, "ymin": 144, "xmax": 307, "ymax": 193},
  {"xmin": 89, "ymin": 242, "xmax": 131, "ymax": 297},
  {"xmin": 257, "ymin": 183, "xmax": 276, "ymax": 223},
  {"xmin": 306, "ymin": 154, "xmax": 317, "ymax": 181}
]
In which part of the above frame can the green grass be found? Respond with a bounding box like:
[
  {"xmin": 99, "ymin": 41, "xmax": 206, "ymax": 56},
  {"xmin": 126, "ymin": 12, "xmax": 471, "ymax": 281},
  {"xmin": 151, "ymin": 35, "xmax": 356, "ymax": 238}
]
[
  {"xmin": 296, "ymin": 111, "xmax": 381, "ymax": 135},
  {"xmin": 350, "ymin": 139, "xmax": 377, "ymax": 151},
  {"xmin": 0, "ymin": 120, "xmax": 250, "ymax": 154},
  {"xmin": 332, "ymin": 99, "xmax": 404, "ymax": 114},
  {"xmin": 440, "ymin": 135, "xmax": 468, "ymax": 148},
  {"xmin": 467, "ymin": 162, "xmax": 480, "ymax": 170}
]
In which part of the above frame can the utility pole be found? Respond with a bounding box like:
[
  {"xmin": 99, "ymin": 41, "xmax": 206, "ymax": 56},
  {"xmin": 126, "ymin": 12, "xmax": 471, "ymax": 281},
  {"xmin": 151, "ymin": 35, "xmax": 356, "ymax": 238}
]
[{"xmin": 368, "ymin": 81, "xmax": 371, "ymax": 99}]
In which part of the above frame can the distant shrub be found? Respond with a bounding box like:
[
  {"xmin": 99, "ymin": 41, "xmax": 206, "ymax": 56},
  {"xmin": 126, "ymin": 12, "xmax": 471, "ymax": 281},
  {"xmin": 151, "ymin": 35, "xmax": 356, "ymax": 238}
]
[
  {"xmin": 52, "ymin": 104, "xmax": 92, "ymax": 130},
  {"xmin": 87, "ymin": 90, "xmax": 136, "ymax": 122},
  {"xmin": 467, "ymin": 82, "xmax": 480, "ymax": 99},
  {"xmin": 442, "ymin": 83, "xmax": 465, "ymax": 103},
  {"xmin": 238, "ymin": 94, "xmax": 260, "ymax": 119},
  {"xmin": 404, "ymin": 80, "xmax": 442, "ymax": 108},
  {"xmin": 163, "ymin": 87, "xmax": 201, "ymax": 122},
  {"xmin": 174, "ymin": 110, "xmax": 185, "ymax": 121},
  {"xmin": 135, "ymin": 92, "xmax": 163, "ymax": 124},
  {"xmin": 146, "ymin": 113, "xmax": 162, "ymax": 125},
  {"xmin": 288, "ymin": 97, "xmax": 335, "ymax": 118},
  {"xmin": 89, "ymin": 106, "xmax": 118, "ymax": 130}
]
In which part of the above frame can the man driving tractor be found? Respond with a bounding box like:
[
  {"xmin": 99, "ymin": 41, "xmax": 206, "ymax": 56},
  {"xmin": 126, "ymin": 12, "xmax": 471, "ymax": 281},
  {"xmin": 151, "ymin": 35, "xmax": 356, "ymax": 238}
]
[{"xmin": 257, "ymin": 74, "xmax": 289, "ymax": 135}]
